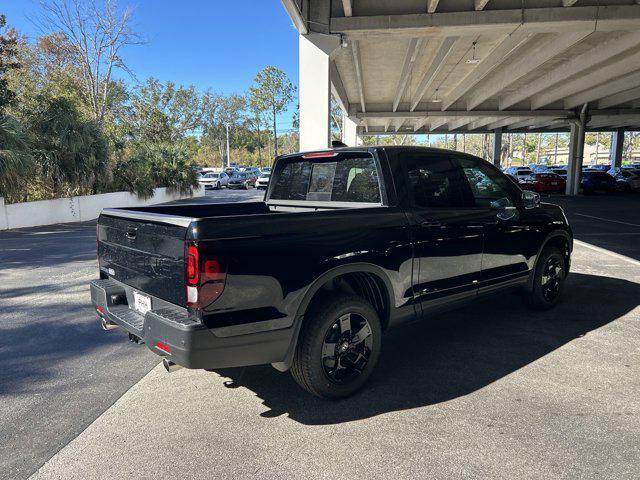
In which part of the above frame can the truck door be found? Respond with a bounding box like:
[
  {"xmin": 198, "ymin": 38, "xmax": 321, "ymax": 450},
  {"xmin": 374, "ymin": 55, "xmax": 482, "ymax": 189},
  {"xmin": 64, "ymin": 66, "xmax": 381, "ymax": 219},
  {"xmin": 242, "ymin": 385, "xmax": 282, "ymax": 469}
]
[
  {"xmin": 454, "ymin": 156, "xmax": 534, "ymax": 290},
  {"xmin": 401, "ymin": 151, "xmax": 484, "ymax": 313}
]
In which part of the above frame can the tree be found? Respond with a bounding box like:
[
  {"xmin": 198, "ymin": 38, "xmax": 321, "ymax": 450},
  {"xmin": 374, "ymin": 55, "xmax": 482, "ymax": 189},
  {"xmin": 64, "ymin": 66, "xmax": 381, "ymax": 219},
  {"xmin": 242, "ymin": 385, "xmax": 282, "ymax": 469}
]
[
  {"xmin": 247, "ymin": 92, "xmax": 267, "ymax": 164},
  {"xmin": 36, "ymin": 0, "xmax": 143, "ymax": 125},
  {"xmin": 0, "ymin": 14, "xmax": 19, "ymax": 110},
  {"xmin": 0, "ymin": 113, "xmax": 31, "ymax": 201},
  {"xmin": 28, "ymin": 95, "xmax": 108, "ymax": 196},
  {"xmin": 201, "ymin": 92, "xmax": 246, "ymax": 164},
  {"xmin": 126, "ymin": 78, "xmax": 202, "ymax": 144},
  {"xmin": 248, "ymin": 66, "xmax": 294, "ymax": 158}
]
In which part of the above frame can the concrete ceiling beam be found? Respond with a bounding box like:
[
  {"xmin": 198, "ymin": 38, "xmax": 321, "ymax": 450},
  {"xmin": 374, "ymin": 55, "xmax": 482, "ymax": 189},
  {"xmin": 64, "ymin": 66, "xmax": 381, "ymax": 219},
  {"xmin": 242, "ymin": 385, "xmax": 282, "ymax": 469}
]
[
  {"xmin": 342, "ymin": 0, "xmax": 352, "ymax": 17},
  {"xmin": 427, "ymin": 0, "xmax": 440, "ymax": 14},
  {"xmin": 356, "ymin": 109, "xmax": 571, "ymax": 119},
  {"xmin": 474, "ymin": 0, "xmax": 490, "ymax": 11},
  {"xmin": 531, "ymin": 50, "xmax": 640, "ymax": 109},
  {"xmin": 393, "ymin": 38, "xmax": 425, "ymax": 112},
  {"xmin": 351, "ymin": 39, "xmax": 366, "ymax": 113},
  {"xmin": 466, "ymin": 31, "xmax": 590, "ymax": 110},
  {"xmin": 500, "ymin": 31, "xmax": 640, "ymax": 110},
  {"xmin": 410, "ymin": 36, "xmax": 458, "ymax": 111},
  {"xmin": 597, "ymin": 86, "xmax": 640, "ymax": 109},
  {"xmin": 330, "ymin": 6, "xmax": 640, "ymax": 37},
  {"xmin": 329, "ymin": 61, "xmax": 349, "ymax": 113},
  {"xmin": 441, "ymin": 32, "xmax": 532, "ymax": 111},
  {"xmin": 280, "ymin": 0, "xmax": 307, "ymax": 34},
  {"xmin": 564, "ymin": 70, "xmax": 640, "ymax": 109}
]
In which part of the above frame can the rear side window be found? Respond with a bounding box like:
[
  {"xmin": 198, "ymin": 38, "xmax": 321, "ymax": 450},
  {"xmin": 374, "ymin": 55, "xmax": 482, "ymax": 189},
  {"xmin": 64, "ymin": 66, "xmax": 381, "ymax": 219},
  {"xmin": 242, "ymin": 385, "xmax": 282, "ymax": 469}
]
[{"xmin": 270, "ymin": 154, "xmax": 381, "ymax": 203}]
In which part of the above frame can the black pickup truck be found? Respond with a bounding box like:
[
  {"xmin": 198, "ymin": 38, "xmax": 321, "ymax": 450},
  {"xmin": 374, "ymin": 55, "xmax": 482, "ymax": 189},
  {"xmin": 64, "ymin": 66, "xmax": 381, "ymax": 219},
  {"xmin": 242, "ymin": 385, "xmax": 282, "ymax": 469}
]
[{"xmin": 91, "ymin": 146, "xmax": 572, "ymax": 398}]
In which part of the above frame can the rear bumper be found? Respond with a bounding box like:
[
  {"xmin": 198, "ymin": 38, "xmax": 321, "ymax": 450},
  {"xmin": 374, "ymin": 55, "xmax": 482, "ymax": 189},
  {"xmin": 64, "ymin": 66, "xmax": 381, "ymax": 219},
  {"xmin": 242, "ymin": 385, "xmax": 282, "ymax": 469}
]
[{"xmin": 90, "ymin": 278, "xmax": 293, "ymax": 370}]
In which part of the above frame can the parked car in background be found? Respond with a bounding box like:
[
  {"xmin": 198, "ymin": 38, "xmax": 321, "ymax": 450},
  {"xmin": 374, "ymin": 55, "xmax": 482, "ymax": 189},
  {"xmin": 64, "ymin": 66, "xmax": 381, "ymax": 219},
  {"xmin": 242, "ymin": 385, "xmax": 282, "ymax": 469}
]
[
  {"xmin": 584, "ymin": 164, "xmax": 611, "ymax": 172},
  {"xmin": 198, "ymin": 172, "xmax": 229, "ymax": 190},
  {"xmin": 260, "ymin": 166, "xmax": 272, "ymax": 174},
  {"xmin": 244, "ymin": 168, "xmax": 260, "ymax": 184},
  {"xmin": 224, "ymin": 166, "xmax": 240, "ymax": 176},
  {"xmin": 91, "ymin": 146, "xmax": 572, "ymax": 399},
  {"xmin": 549, "ymin": 167, "xmax": 568, "ymax": 180},
  {"xmin": 228, "ymin": 172, "xmax": 256, "ymax": 189},
  {"xmin": 528, "ymin": 164, "xmax": 551, "ymax": 173},
  {"xmin": 256, "ymin": 173, "xmax": 270, "ymax": 190},
  {"xmin": 506, "ymin": 173, "xmax": 536, "ymax": 191},
  {"xmin": 504, "ymin": 166, "xmax": 534, "ymax": 182},
  {"xmin": 581, "ymin": 170, "xmax": 617, "ymax": 194},
  {"xmin": 608, "ymin": 168, "xmax": 640, "ymax": 192},
  {"xmin": 530, "ymin": 172, "xmax": 566, "ymax": 193}
]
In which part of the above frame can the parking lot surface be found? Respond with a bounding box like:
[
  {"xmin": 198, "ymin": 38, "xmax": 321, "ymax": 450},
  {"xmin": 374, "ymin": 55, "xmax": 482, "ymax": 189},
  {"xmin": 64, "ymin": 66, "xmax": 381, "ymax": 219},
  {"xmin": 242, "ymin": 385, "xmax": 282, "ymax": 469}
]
[
  {"xmin": 0, "ymin": 188, "xmax": 262, "ymax": 480},
  {"xmin": 2, "ymin": 189, "xmax": 639, "ymax": 479}
]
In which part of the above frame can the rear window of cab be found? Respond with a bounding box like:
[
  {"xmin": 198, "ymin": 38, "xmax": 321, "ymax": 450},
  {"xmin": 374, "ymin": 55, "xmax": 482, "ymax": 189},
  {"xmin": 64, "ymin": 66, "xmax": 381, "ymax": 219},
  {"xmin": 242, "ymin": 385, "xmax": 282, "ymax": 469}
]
[{"xmin": 269, "ymin": 152, "xmax": 382, "ymax": 204}]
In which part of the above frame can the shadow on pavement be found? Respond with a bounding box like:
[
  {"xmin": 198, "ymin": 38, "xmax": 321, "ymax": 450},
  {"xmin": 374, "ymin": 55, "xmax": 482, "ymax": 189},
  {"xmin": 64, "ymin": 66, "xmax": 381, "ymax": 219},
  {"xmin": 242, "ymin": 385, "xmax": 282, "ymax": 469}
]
[{"xmin": 214, "ymin": 272, "xmax": 639, "ymax": 425}]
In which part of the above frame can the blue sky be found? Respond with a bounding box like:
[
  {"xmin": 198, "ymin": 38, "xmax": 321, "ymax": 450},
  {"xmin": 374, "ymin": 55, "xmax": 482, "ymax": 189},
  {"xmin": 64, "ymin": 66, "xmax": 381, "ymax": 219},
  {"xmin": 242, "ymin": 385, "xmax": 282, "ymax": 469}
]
[{"xmin": 3, "ymin": 0, "xmax": 300, "ymax": 131}]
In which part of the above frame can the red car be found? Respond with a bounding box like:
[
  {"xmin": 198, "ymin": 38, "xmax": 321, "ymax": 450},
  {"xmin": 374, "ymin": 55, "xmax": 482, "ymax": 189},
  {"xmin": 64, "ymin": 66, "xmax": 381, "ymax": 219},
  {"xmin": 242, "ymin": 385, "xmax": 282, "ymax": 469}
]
[
  {"xmin": 531, "ymin": 173, "xmax": 565, "ymax": 193},
  {"xmin": 505, "ymin": 173, "xmax": 536, "ymax": 191}
]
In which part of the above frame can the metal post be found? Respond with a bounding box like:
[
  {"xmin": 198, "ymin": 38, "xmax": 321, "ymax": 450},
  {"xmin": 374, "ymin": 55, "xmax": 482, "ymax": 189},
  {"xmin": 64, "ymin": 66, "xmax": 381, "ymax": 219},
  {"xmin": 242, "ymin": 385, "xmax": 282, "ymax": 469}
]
[
  {"xmin": 610, "ymin": 128, "xmax": 625, "ymax": 168},
  {"xmin": 493, "ymin": 129, "xmax": 502, "ymax": 167},
  {"xmin": 566, "ymin": 105, "xmax": 588, "ymax": 195},
  {"xmin": 226, "ymin": 124, "xmax": 231, "ymax": 168}
]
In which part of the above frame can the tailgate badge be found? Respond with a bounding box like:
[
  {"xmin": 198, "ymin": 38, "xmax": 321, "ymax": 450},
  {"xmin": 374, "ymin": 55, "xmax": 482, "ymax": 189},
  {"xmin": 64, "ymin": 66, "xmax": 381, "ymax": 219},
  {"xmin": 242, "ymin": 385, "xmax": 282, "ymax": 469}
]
[
  {"xmin": 125, "ymin": 227, "xmax": 138, "ymax": 240},
  {"xmin": 100, "ymin": 266, "xmax": 116, "ymax": 276}
]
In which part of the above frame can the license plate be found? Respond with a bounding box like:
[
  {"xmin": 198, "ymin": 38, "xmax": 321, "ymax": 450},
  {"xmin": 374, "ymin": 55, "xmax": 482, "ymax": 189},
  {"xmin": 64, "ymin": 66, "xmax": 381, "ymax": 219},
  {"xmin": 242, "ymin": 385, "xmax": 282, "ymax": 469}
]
[
  {"xmin": 551, "ymin": 182, "xmax": 558, "ymax": 186},
  {"xmin": 133, "ymin": 291, "xmax": 152, "ymax": 315}
]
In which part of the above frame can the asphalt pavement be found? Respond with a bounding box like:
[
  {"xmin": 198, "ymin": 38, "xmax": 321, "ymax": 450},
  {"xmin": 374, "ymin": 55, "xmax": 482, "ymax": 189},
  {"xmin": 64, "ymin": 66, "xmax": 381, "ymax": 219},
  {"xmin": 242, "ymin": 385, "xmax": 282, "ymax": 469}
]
[
  {"xmin": 0, "ymin": 188, "xmax": 262, "ymax": 480},
  {"xmin": 1, "ymin": 188, "xmax": 639, "ymax": 479}
]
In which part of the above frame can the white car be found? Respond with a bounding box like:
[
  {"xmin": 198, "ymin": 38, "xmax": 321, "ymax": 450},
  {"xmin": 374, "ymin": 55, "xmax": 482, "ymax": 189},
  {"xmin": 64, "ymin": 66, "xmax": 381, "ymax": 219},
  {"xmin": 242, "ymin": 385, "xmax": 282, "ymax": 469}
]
[
  {"xmin": 255, "ymin": 173, "xmax": 270, "ymax": 190},
  {"xmin": 198, "ymin": 172, "xmax": 229, "ymax": 190}
]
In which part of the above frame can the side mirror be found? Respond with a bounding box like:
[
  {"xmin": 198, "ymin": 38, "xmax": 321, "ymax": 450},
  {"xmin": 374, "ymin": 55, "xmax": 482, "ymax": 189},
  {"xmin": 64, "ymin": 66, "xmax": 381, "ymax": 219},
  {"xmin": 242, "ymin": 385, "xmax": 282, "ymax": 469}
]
[
  {"xmin": 522, "ymin": 190, "xmax": 540, "ymax": 209},
  {"xmin": 490, "ymin": 197, "xmax": 518, "ymax": 221}
]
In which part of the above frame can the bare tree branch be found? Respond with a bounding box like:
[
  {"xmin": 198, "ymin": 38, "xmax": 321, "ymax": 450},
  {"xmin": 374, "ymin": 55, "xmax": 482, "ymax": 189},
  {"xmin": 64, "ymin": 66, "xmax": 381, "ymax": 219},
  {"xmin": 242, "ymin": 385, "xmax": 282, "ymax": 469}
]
[{"xmin": 36, "ymin": 0, "xmax": 143, "ymax": 125}]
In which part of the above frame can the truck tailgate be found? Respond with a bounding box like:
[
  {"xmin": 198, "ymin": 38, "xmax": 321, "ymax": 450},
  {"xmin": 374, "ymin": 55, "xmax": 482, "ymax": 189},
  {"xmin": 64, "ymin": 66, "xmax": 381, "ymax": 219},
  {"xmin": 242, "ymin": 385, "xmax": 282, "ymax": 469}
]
[{"xmin": 97, "ymin": 213, "xmax": 188, "ymax": 306}]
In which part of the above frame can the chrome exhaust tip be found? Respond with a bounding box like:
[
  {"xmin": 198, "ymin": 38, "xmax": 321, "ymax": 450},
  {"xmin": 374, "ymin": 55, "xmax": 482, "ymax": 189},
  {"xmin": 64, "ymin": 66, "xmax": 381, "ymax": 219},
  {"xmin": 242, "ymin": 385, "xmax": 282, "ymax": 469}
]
[
  {"xmin": 100, "ymin": 317, "xmax": 118, "ymax": 331},
  {"xmin": 163, "ymin": 358, "xmax": 182, "ymax": 373}
]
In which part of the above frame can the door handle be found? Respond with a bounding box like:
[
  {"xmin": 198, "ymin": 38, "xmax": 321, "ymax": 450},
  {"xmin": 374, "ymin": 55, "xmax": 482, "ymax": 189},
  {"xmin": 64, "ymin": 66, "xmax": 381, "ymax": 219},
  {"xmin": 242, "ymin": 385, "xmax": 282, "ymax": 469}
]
[{"xmin": 421, "ymin": 220, "xmax": 442, "ymax": 228}]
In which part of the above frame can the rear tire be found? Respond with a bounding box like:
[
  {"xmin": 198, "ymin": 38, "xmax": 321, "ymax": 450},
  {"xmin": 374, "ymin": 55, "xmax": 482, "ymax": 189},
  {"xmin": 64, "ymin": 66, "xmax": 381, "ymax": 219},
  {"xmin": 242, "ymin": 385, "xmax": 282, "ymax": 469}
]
[
  {"xmin": 526, "ymin": 246, "xmax": 566, "ymax": 310},
  {"xmin": 291, "ymin": 295, "xmax": 382, "ymax": 399}
]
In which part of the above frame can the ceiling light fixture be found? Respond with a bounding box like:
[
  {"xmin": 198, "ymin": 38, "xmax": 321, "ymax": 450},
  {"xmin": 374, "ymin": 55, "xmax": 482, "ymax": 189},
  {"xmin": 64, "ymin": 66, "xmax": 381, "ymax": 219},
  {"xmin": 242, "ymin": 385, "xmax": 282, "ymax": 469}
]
[
  {"xmin": 432, "ymin": 89, "xmax": 442, "ymax": 103},
  {"xmin": 466, "ymin": 41, "xmax": 480, "ymax": 64}
]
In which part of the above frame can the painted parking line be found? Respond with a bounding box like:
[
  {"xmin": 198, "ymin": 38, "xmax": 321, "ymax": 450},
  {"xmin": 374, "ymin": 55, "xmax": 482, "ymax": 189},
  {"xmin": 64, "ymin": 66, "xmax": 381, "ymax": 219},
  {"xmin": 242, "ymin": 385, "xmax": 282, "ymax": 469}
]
[
  {"xmin": 574, "ymin": 239, "xmax": 640, "ymax": 267},
  {"xmin": 575, "ymin": 213, "xmax": 640, "ymax": 228}
]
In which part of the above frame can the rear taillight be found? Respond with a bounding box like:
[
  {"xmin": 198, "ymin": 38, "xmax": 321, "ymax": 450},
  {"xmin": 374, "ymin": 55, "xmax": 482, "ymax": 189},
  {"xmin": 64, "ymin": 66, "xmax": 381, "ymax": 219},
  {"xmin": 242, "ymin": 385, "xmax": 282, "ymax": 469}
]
[{"xmin": 185, "ymin": 242, "xmax": 226, "ymax": 309}]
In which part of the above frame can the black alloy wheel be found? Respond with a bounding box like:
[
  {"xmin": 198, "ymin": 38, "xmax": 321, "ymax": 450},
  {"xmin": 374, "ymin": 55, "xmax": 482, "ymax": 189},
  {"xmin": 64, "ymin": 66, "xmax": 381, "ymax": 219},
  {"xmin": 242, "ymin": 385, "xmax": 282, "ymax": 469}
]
[
  {"xmin": 321, "ymin": 313, "xmax": 373, "ymax": 384},
  {"xmin": 540, "ymin": 255, "xmax": 563, "ymax": 302}
]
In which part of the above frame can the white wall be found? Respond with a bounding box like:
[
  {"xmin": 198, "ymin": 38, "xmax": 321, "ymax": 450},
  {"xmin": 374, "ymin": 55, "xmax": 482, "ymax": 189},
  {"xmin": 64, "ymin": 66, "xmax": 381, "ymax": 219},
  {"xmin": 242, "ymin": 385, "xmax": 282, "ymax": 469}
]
[{"xmin": 0, "ymin": 186, "xmax": 204, "ymax": 231}]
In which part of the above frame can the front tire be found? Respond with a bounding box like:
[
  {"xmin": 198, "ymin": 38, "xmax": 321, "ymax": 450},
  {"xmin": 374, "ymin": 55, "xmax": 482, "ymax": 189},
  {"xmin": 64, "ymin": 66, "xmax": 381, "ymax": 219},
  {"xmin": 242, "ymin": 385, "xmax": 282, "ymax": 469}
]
[
  {"xmin": 291, "ymin": 295, "xmax": 382, "ymax": 399},
  {"xmin": 526, "ymin": 246, "xmax": 566, "ymax": 310}
]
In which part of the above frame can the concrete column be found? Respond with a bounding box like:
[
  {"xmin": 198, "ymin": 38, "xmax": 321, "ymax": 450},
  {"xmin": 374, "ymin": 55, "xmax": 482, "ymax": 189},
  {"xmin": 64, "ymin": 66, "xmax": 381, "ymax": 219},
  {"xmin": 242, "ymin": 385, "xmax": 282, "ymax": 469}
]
[
  {"xmin": 609, "ymin": 128, "xmax": 625, "ymax": 168},
  {"xmin": 493, "ymin": 129, "xmax": 503, "ymax": 167},
  {"xmin": 566, "ymin": 122, "xmax": 586, "ymax": 195},
  {"xmin": 342, "ymin": 113, "xmax": 361, "ymax": 146},
  {"xmin": 299, "ymin": 33, "xmax": 340, "ymax": 151}
]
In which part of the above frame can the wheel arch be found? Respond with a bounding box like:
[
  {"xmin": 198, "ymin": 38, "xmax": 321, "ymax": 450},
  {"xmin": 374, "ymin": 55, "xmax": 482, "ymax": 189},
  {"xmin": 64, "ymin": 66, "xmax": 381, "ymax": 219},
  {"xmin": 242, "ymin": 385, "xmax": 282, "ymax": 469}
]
[
  {"xmin": 273, "ymin": 263, "xmax": 394, "ymax": 372},
  {"xmin": 527, "ymin": 229, "xmax": 572, "ymax": 291}
]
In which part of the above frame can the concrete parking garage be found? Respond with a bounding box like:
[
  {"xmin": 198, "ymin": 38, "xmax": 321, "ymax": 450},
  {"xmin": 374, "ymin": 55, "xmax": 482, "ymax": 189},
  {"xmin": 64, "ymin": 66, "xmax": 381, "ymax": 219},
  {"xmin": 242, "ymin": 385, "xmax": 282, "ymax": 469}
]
[{"xmin": 285, "ymin": 0, "xmax": 640, "ymax": 194}]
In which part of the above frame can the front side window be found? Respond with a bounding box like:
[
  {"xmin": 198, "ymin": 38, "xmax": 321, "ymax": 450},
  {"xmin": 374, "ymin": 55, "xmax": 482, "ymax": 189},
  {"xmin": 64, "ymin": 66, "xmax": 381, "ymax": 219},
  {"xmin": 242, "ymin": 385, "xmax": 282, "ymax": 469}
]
[
  {"xmin": 270, "ymin": 154, "xmax": 381, "ymax": 204},
  {"xmin": 457, "ymin": 158, "xmax": 515, "ymax": 208},
  {"xmin": 402, "ymin": 153, "xmax": 472, "ymax": 208}
]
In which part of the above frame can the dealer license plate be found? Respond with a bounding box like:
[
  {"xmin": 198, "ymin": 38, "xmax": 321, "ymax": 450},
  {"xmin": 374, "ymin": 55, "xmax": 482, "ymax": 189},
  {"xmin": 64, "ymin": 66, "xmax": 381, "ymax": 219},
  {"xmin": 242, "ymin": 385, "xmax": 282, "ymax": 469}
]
[{"xmin": 133, "ymin": 291, "xmax": 152, "ymax": 315}]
